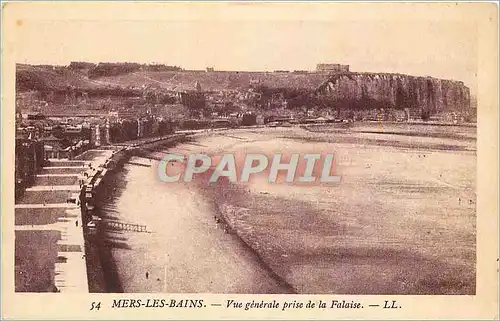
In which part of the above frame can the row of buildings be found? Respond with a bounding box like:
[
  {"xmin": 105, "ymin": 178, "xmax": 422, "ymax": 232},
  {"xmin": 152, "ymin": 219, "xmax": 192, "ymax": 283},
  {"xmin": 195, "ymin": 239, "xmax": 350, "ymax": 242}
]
[
  {"xmin": 15, "ymin": 137, "xmax": 45, "ymax": 200},
  {"xmin": 14, "ymin": 114, "xmax": 160, "ymax": 199}
]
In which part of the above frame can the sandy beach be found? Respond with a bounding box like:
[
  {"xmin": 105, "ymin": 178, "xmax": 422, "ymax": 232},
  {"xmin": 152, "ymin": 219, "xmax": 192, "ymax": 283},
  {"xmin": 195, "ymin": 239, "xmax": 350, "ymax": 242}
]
[
  {"xmin": 97, "ymin": 157, "xmax": 293, "ymax": 293},
  {"xmin": 99, "ymin": 123, "xmax": 476, "ymax": 294}
]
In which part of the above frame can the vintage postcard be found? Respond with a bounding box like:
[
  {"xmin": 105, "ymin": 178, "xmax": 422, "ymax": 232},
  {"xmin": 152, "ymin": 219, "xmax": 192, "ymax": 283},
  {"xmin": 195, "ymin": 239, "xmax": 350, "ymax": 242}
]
[{"xmin": 1, "ymin": 1, "xmax": 498, "ymax": 320}]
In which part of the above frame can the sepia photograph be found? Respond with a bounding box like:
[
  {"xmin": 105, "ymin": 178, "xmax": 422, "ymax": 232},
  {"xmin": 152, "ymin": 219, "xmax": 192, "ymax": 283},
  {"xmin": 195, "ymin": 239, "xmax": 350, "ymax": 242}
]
[{"xmin": 2, "ymin": 1, "xmax": 498, "ymax": 320}]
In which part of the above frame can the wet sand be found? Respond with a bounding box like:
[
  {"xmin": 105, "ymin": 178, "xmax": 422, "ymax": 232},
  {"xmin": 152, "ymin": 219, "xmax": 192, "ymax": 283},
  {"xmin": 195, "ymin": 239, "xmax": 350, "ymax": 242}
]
[{"xmin": 99, "ymin": 160, "xmax": 292, "ymax": 293}]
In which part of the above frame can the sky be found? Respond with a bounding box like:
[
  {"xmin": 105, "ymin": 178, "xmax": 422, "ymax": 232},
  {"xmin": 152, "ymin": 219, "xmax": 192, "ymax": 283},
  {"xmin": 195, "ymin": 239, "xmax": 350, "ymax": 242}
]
[{"xmin": 10, "ymin": 3, "xmax": 479, "ymax": 92}]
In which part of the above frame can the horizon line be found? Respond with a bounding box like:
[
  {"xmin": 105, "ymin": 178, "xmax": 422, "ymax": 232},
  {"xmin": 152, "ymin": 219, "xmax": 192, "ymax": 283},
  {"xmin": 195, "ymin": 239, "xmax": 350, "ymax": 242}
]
[{"xmin": 16, "ymin": 62, "xmax": 470, "ymax": 86}]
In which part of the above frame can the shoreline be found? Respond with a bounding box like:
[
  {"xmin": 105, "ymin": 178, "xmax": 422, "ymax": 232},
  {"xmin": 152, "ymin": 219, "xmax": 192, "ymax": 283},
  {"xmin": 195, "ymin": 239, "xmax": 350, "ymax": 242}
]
[
  {"xmin": 90, "ymin": 134, "xmax": 296, "ymax": 293},
  {"xmin": 86, "ymin": 124, "xmax": 475, "ymax": 293},
  {"xmin": 197, "ymin": 182, "xmax": 297, "ymax": 294},
  {"xmin": 87, "ymin": 166, "xmax": 128, "ymax": 292}
]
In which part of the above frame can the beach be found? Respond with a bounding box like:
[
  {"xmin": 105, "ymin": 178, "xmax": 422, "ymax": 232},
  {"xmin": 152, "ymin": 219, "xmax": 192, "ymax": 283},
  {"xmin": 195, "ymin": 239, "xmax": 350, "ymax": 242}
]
[{"xmin": 98, "ymin": 123, "xmax": 476, "ymax": 294}]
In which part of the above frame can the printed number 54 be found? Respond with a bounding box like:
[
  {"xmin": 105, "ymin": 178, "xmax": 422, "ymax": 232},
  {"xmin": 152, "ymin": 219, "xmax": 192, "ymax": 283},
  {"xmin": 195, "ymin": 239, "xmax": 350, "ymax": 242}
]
[{"xmin": 90, "ymin": 302, "xmax": 101, "ymax": 311}]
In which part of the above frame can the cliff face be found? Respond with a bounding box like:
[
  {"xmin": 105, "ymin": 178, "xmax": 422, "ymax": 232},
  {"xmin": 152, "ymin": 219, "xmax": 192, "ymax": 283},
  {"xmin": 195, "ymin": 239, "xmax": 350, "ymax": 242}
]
[{"xmin": 316, "ymin": 73, "xmax": 470, "ymax": 114}]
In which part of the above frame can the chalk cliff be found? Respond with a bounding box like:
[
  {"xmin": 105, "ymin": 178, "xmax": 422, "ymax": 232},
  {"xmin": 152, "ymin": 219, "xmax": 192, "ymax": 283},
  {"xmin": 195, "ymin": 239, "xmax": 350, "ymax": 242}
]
[{"xmin": 316, "ymin": 73, "xmax": 470, "ymax": 113}]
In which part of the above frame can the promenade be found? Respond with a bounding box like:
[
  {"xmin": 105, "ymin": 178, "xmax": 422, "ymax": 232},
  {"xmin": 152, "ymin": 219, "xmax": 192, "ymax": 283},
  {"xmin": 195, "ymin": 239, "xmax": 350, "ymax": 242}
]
[{"xmin": 15, "ymin": 150, "xmax": 113, "ymax": 292}]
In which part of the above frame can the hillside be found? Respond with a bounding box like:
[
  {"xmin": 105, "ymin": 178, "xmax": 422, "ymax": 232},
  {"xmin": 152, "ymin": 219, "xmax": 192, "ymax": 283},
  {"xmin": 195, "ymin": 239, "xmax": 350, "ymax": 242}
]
[
  {"xmin": 94, "ymin": 70, "xmax": 329, "ymax": 92},
  {"xmin": 16, "ymin": 64, "xmax": 472, "ymax": 116},
  {"xmin": 16, "ymin": 64, "xmax": 98, "ymax": 92},
  {"xmin": 16, "ymin": 65, "xmax": 329, "ymax": 93}
]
